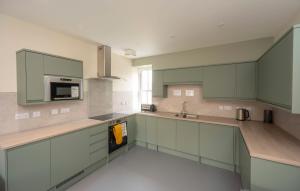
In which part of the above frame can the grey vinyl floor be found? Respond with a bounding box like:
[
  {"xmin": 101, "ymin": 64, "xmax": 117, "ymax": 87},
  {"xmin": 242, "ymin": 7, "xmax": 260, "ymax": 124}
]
[{"xmin": 68, "ymin": 146, "xmax": 241, "ymax": 191}]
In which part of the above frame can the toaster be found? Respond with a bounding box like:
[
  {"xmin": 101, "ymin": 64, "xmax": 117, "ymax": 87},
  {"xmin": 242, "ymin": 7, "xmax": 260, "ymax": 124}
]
[{"xmin": 141, "ymin": 104, "xmax": 156, "ymax": 112}]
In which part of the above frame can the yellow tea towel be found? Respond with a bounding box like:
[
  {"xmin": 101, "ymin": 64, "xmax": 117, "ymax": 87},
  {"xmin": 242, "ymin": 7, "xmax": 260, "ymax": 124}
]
[{"xmin": 113, "ymin": 124, "xmax": 123, "ymax": 145}]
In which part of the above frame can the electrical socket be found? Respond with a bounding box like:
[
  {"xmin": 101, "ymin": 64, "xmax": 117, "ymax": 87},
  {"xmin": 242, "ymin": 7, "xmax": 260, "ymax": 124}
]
[
  {"xmin": 51, "ymin": 109, "xmax": 59, "ymax": 115},
  {"xmin": 32, "ymin": 111, "xmax": 41, "ymax": 118},
  {"xmin": 15, "ymin": 113, "xmax": 29, "ymax": 120},
  {"xmin": 60, "ymin": 108, "xmax": 70, "ymax": 114},
  {"xmin": 218, "ymin": 105, "xmax": 224, "ymax": 110},
  {"xmin": 224, "ymin": 106, "xmax": 232, "ymax": 111}
]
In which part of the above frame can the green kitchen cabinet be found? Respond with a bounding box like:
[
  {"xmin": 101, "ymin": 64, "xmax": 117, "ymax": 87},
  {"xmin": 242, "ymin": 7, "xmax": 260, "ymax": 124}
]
[
  {"xmin": 136, "ymin": 115, "xmax": 147, "ymax": 143},
  {"xmin": 44, "ymin": 55, "xmax": 83, "ymax": 78},
  {"xmin": 152, "ymin": 70, "xmax": 167, "ymax": 97},
  {"xmin": 163, "ymin": 67, "xmax": 203, "ymax": 84},
  {"xmin": 157, "ymin": 118, "xmax": 177, "ymax": 149},
  {"xmin": 146, "ymin": 116, "xmax": 158, "ymax": 145},
  {"xmin": 127, "ymin": 115, "xmax": 137, "ymax": 144},
  {"xmin": 17, "ymin": 50, "xmax": 45, "ymax": 105},
  {"xmin": 7, "ymin": 140, "xmax": 51, "ymax": 191},
  {"xmin": 251, "ymin": 158, "xmax": 300, "ymax": 191},
  {"xmin": 236, "ymin": 62, "xmax": 256, "ymax": 99},
  {"xmin": 203, "ymin": 64, "xmax": 236, "ymax": 98},
  {"xmin": 199, "ymin": 123, "xmax": 234, "ymax": 165},
  {"xmin": 257, "ymin": 30, "xmax": 293, "ymax": 109},
  {"xmin": 51, "ymin": 130, "xmax": 89, "ymax": 186},
  {"xmin": 239, "ymin": 132, "xmax": 251, "ymax": 190},
  {"xmin": 176, "ymin": 120, "xmax": 199, "ymax": 156}
]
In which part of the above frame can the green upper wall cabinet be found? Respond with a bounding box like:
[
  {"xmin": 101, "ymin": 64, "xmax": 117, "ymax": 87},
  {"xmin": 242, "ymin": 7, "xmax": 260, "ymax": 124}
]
[
  {"xmin": 7, "ymin": 140, "xmax": 51, "ymax": 191},
  {"xmin": 152, "ymin": 70, "xmax": 167, "ymax": 97},
  {"xmin": 236, "ymin": 62, "xmax": 257, "ymax": 99},
  {"xmin": 44, "ymin": 55, "xmax": 83, "ymax": 78},
  {"xmin": 203, "ymin": 64, "xmax": 236, "ymax": 98},
  {"xmin": 51, "ymin": 130, "xmax": 89, "ymax": 186},
  {"xmin": 163, "ymin": 67, "xmax": 203, "ymax": 84},
  {"xmin": 17, "ymin": 51, "xmax": 45, "ymax": 105},
  {"xmin": 258, "ymin": 30, "xmax": 293, "ymax": 109},
  {"xmin": 199, "ymin": 123, "xmax": 234, "ymax": 165},
  {"xmin": 16, "ymin": 49, "xmax": 83, "ymax": 105}
]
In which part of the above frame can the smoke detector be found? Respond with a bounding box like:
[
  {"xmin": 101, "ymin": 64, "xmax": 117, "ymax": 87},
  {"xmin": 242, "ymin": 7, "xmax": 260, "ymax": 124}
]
[{"xmin": 124, "ymin": 49, "xmax": 136, "ymax": 57}]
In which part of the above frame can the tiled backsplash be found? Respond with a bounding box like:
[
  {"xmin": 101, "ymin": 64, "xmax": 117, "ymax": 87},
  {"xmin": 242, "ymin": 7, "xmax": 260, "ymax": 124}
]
[
  {"xmin": 153, "ymin": 85, "xmax": 271, "ymax": 121},
  {"xmin": 0, "ymin": 92, "xmax": 88, "ymax": 135}
]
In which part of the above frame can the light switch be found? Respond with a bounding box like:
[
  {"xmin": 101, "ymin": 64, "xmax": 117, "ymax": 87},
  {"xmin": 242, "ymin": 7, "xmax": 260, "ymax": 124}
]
[
  {"xmin": 224, "ymin": 105, "xmax": 232, "ymax": 111},
  {"xmin": 218, "ymin": 105, "xmax": 224, "ymax": 110},
  {"xmin": 60, "ymin": 108, "xmax": 70, "ymax": 114}
]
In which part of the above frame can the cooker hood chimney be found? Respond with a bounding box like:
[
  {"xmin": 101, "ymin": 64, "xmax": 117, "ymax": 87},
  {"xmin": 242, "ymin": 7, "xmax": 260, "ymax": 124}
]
[{"xmin": 97, "ymin": 45, "xmax": 120, "ymax": 80}]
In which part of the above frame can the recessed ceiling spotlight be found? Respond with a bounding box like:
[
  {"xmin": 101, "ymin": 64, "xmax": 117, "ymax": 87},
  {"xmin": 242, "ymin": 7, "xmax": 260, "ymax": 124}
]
[
  {"xmin": 217, "ymin": 22, "xmax": 225, "ymax": 28},
  {"xmin": 169, "ymin": 35, "xmax": 176, "ymax": 39},
  {"xmin": 124, "ymin": 49, "xmax": 136, "ymax": 57}
]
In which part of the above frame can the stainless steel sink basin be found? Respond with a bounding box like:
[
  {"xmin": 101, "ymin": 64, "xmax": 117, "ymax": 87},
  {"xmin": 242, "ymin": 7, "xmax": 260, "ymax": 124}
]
[{"xmin": 174, "ymin": 113, "xmax": 199, "ymax": 119}]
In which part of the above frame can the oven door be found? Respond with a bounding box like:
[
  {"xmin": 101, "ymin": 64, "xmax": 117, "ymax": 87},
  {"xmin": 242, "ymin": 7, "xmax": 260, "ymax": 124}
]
[
  {"xmin": 109, "ymin": 122, "xmax": 128, "ymax": 153},
  {"xmin": 50, "ymin": 82, "xmax": 80, "ymax": 101}
]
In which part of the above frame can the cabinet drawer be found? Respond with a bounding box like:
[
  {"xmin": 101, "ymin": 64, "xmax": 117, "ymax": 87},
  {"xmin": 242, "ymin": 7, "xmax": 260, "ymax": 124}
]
[
  {"xmin": 89, "ymin": 139, "xmax": 107, "ymax": 153},
  {"xmin": 90, "ymin": 147, "xmax": 108, "ymax": 165},
  {"xmin": 89, "ymin": 132, "xmax": 107, "ymax": 144},
  {"xmin": 89, "ymin": 124, "xmax": 107, "ymax": 136}
]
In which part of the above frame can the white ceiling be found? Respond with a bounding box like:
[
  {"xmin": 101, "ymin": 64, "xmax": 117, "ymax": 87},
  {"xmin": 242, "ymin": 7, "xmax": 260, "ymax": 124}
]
[{"xmin": 1, "ymin": 0, "xmax": 300, "ymax": 58}]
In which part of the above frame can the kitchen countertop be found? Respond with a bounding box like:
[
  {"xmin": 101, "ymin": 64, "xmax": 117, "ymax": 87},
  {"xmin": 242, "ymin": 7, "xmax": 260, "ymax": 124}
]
[
  {"xmin": 138, "ymin": 111, "xmax": 300, "ymax": 167},
  {"xmin": 1, "ymin": 111, "xmax": 300, "ymax": 168}
]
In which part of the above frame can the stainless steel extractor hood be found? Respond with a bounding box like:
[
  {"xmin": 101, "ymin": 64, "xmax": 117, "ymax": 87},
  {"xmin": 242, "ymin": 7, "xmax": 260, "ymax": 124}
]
[{"xmin": 97, "ymin": 45, "xmax": 120, "ymax": 80}]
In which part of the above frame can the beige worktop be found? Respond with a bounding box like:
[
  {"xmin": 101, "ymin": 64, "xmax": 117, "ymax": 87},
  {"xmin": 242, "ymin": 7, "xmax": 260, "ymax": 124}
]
[
  {"xmin": 1, "ymin": 111, "xmax": 300, "ymax": 168},
  {"xmin": 138, "ymin": 111, "xmax": 300, "ymax": 167},
  {"xmin": 0, "ymin": 119, "xmax": 105, "ymax": 150}
]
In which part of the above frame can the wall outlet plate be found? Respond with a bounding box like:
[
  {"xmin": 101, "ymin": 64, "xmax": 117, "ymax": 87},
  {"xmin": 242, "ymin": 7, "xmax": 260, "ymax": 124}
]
[
  {"xmin": 218, "ymin": 105, "xmax": 224, "ymax": 110},
  {"xmin": 173, "ymin": 89, "xmax": 182, "ymax": 96},
  {"xmin": 60, "ymin": 108, "xmax": 70, "ymax": 114},
  {"xmin": 15, "ymin": 113, "xmax": 29, "ymax": 120},
  {"xmin": 224, "ymin": 105, "xmax": 232, "ymax": 111},
  {"xmin": 32, "ymin": 111, "xmax": 41, "ymax": 118},
  {"xmin": 185, "ymin": 90, "xmax": 194, "ymax": 96},
  {"xmin": 51, "ymin": 109, "xmax": 59, "ymax": 115}
]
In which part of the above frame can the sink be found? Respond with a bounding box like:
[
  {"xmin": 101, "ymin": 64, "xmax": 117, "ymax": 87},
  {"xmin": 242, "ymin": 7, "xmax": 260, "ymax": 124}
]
[{"xmin": 174, "ymin": 113, "xmax": 199, "ymax": 119}]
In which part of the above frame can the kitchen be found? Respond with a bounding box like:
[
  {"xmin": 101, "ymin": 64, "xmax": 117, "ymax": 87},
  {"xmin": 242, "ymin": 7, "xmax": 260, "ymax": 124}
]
[{"xmin": 0, "ymin": 1, "xmax": 300, "ymax": 191}]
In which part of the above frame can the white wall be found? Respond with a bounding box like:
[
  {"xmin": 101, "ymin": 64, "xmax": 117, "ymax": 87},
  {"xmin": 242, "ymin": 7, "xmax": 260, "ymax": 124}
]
[
  {"xmin": 133, "ymin": 37, "xmax": 274, "ymax": 70},
  {"xmin": 0, "ymin": 14, "xmax": 137, "ymax": 92}
]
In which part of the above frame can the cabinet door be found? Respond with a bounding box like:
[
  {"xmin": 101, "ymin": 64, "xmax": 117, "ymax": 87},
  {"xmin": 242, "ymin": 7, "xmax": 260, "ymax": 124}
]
[
  {"xmin": 236, "ymin": 62, "xmax": 256, "ymax": 99},
  {"xmin": 44, "ymin": 55, "xmax": 83, "ymax": 78},
  {"xmin": 239, "ymin": 133, "xmax": 251, "ymax": 190},
  {"xmin": 7, "ymin": 140, "xmax": 51, "ymax": 191},
  {"xmin": 152, "ymin": 70, "xmax": 166, "ymax": 97},
  {"xmin": 157, "ymin": 118, "xmax": 177, "ymax": 149},
  {"xmin": 163, "ymin": 67, "xmax": 203, "ymax": 83},
  {"xmin": 25, "ymin": 51, "xmax": 44, "ymax": 102},
  {"xmin": 146, "ymin": 116, "xmax": 157, "ymax": 144},
  {"xmin": 176, "ymin": 120, "xmax": 199, "ymax": 155},
  {"xmin": 199, "ymin": 123, "xmax": 234, "ymax": 164},
  {"xmin": 127, "ymin": 116, "xmax": 136, "ymax": 144},
  {"xmin": 203, "ymin": 64, "xmax": 236, "ymax": 98},
  {"xmin": 257, "ymin": 31, "xmax": 292, "ymax": 108},
  {"xmin": 136, "ymin": 115, "xmax": 146, "ymax": 142},
  {"xmin": 51, "ymin": 130, "xmax": 89, "ymax": 186}
]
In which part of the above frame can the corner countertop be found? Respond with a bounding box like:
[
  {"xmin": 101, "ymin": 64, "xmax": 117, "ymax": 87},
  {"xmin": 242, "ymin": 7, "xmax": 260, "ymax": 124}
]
[{"xmin": 138, "ymin": 111, "xmax": 300, "ymax": 167}]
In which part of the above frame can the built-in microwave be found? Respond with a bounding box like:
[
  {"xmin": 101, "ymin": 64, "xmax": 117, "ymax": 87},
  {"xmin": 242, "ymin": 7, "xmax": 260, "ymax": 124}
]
[{"xmin": 44, "ymin": 75, "xmax": 83, "ymax": 101}]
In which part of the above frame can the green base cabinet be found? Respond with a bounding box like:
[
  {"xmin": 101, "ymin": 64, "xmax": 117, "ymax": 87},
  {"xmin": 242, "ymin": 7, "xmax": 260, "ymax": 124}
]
[
  {"xmin": 51, "ymin": 130, "xmax": 89, "ymax": 186},
  {"xmin": 239, "ymin": 133, "xmax": 251, "ymax": 190},
  {"xmin": 146, "ymin": 116, "xmax": 158, "ymax": 145},
  {"xmin": 157, "ymin": 118, "xmax": 177, "ymax": 150},
  {"xmin": 199, "ymin": 123, "xmax": 234, "ymax": 165},
  {"xmin": 127, "ymin": 116, "xmax": 137, "ymax": 144},
  {"xmin": 7, "ymin": 140, "xmax": 51, "ymax": 191},
  {"xmin": 176, "ymin": 120, "xmax": 199, "ymax": 156},
  {"xmin": 136, "ymin": 115, "xmax": 147, "ymax": 143}
]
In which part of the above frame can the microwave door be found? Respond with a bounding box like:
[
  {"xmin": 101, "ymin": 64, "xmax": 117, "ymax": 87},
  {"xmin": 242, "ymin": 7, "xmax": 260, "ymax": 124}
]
[{"xmin": 51, "ymin": 82, "xmax": 79, "ymax": 100}]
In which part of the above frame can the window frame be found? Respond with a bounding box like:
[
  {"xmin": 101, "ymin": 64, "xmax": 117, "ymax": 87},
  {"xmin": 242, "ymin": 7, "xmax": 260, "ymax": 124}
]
[{"xmin": 138, "ymin": 66, "xmax": 152, "ymax": 105}]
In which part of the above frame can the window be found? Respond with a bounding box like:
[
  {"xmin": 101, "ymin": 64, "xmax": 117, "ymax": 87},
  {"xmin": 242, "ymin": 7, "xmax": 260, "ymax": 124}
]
[{"xmin": 138, "ymin": 67, "xmax": 152, "ymax": 105}]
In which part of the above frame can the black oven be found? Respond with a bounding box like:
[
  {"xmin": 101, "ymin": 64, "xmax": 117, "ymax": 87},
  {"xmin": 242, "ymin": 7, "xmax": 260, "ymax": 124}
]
[
  {"xmin": 44, "ymin": 76, "xmax": 83, "ymax": 101},
  {"xmin": 109, "ymin": 121, "xmax": 127, "ymax": 153}
]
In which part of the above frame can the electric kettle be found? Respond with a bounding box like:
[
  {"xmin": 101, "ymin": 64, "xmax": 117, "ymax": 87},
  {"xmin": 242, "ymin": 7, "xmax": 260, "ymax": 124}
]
[{"xmin": 236, "ymin": 108, "xmax": 250, "ymax": 121}]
